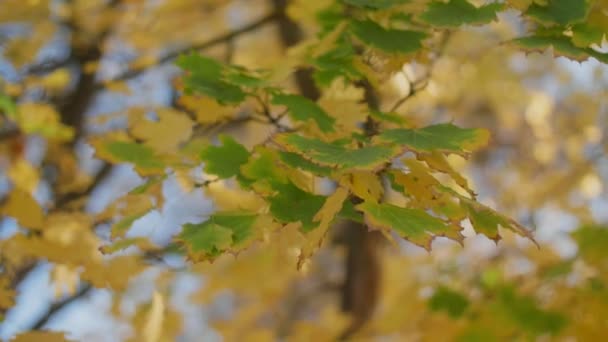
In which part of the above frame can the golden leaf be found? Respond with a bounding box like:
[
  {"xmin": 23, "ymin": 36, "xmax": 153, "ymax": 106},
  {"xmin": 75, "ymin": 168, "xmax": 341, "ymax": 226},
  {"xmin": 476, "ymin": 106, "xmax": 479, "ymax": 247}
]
[
  {"xmin": 1, "ymin": 189, "xmax": 44, "ymax": 230},
  {"xmin": 299, "ymin": 187, "xmax": 349, "ymax": 268},
  {"xmin": 52, "ymin": 264, "xmax": 80, "ymax": 298},
  {"xmin": 37, "ymin": 68, "xmax": 71, "ymax": 93},
  {"xmin": 7, "ymin": 158, "xmax": 39, "ymax": 194},
  {"xmin": 177, "ymin": 95, "xmax": 236, "ymax": 125},
  {"xmin": 16, "ymin": 103, "xmax": 74, "ymax": 141},
  {"xmin": 81, "ymin": 255, "xmax": 145, "ymax": 291},
  {"xmin": 11, "ymin": 332, "xmax": 71, "ymax": 342},
  {"xmin": 129, "ymin": 107, "xmax": 194, "ymax": 153},
  {"xmin": 341, "ymin": 171, "xmax": 384, "ymax": 202},
  {"xmin": 143, "ymin": 292, "xmax": 164, "ymax": 342},
  {"xmin": 418, "ymin": 152, "xmax": 474, "ymax": 197},
  {"xmin": 318, "ymin": 79, "xmax": 368, "ymax": 138},
  {"xmin": 0, "ymin": 276, "xmax": 15, "ymax": 310},
  {"xmin": 391, "ymin": 159, "xmax": 440, "ymax": 208},
  {"xmin": 205, "ymin": 181, "xmax": 266, "ymax": 212}
]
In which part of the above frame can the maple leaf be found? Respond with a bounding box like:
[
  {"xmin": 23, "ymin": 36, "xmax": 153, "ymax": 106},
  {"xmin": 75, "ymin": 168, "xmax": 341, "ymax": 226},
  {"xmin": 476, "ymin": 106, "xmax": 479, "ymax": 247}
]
[
  {"xmin": 269, "ymin": 181, "xmax": 327, "ymax": 231},
  {"xmin": 129, "ymin": 108, "xmax": 194, "ymax": 153},
  {"xmin": 272, "ymin": 93, "xmax": 336, "ymax": 133},
  {"xmin": 357, "ymin": 201, "xmax": 464, "ymax": 250},
  {"xmin": 1, "ymin": 189, "xmax": 44, "ymax": 230},
  {"xmin": 299, "ymin": 186, "xmax": 349, "ymax": 268},
  {"xmin": 349, "ymin": 19, "xmax": 427, "ymax": 54},
  {"xmin": 428, "ymin": 286, "xmax": 470, "ymax": 318},
  {"xmin": 275, "ymin": 133, "xmax": 401, "ymax": 171},
  {"xmin": 511, "ymin": 35, "xmax": 608, "ymax": 63},
  {"xmin": 525, "ymin": 0, "xmax": 590, "ymax": 26},
  {"xmin": 420, "ymin": 0, "xmax": 504, "ymax": 28},
  {"xmin": 375, "ymin": 124, "xmax": 490, "ymax": 155},
  {"xmin": 179, "ymin": 213, "xmax": 263, "ymax": 261},
  {"xmin": 200, "ymin": 135, "xmax": 250, "ymax": 179}
]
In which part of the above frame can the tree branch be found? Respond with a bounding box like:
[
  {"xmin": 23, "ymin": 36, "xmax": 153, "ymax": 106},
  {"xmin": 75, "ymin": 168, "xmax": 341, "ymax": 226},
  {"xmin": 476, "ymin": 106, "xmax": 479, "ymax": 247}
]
[
  {"xmin": 271, "ymin": 0, "xmax": 320, "ymax": 100},
  {"xmin": 31, "ymin": 284, "xmax": 93, "ymax": 330},
  {"xmin": 102, "ymin": 11, "xmax": 279, "ymax": 86},
  {"xmin": 54, "ymin": 163, "xmax": 113, "ymax": 209}
]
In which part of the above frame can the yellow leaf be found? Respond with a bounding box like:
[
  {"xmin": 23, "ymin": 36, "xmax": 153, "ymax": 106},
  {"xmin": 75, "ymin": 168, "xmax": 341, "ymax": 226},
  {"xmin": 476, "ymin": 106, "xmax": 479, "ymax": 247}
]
[
  {"xmin": 205, "ymin": 181, "xmax": 266, "ymax": 212},
  {"xmin": 7, "ymin": 158, "xmax": 39, "ymax": 194},
  {"xmin": 81, "ymin": 255, "xmax": 145, "ymax": 291},
  {"xmin": 300, "ymin": 187, "xmax": 349, "ymax": 268},
  {"xmin": 1, "ymin": 189, "xmax": 44, "ymax": 230},
  {"xmin": 391, "ymin": 159, "xmax": 440, "ymax": 208},
  {"xmin": 341, "ymin": 171, "xmax": 383, "ymax": 202},
  {"xmin": 319, "ymin": 80, "xmax": 368, "ymax": 138},
  {"xmin": 0, "ymin": 276, "xmax": 15, "ymax": 310},
  {"xmin": 52, "ymin": 264, "xmax": 79, "ymax": 298},
  {"xmin": 11, "ymin": 331, "xmax": 71, "ymax": 342},
  {"xmin": 177, "ymin": 95, "xmax": 236, "ymax": 125},
  {"xmin": 129, "ymin": 107, "xmax": 194, "ymax": 153},
  {"xmin": 16, "ymin": 103, "xmax": 74, "ymax": 141},
  {"xmin": 37, "ymin": 68, "xmax": 71, "ymax": 92},
  {"xmin": 143, "ymin": 292, "xmax": 164, "ymax": 342},
  {"xmin": 418, "ymin": 152, "xmax": 474, "ymax": 197},
  {"xmin": 104, "ymin": 80, "xmax": 132, "ymax": 94}
]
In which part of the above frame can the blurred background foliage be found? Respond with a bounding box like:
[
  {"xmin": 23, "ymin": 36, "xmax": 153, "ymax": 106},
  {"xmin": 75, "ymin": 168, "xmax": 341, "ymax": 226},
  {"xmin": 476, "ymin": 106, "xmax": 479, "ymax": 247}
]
[{"xmin": 0, "ymin": 0, "xmax": 607, "ymax": 341}]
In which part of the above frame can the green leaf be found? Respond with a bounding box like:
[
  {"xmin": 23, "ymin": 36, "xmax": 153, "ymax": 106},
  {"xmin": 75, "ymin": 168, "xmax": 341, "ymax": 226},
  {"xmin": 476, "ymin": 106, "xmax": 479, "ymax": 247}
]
[
  {"xmin": 275, "ymin": 133, "xmax": 401, "ymax": 171},
  {"xmin": 464, "ymin": 201, "xmax": 538, "ymax": 243},
  {"xmin": 497, "ymin": 286, "xmax": 567, "ymax": 335},
  {"xmin": 239, "ymin": 147, "xmax": 289, "ymax": 191},
  {"xmin": 428, "ymin": 286, "xmax": 470, "ymax": 318},
  {"xmin": 571, "ymin": 23, "xmax": 605, "ymax": 47},
  {"xmin": 338, "ymin": 201, "xmax": 364, "ymax": 223},
  {"xmin": 511, "ymin": 35, "xmax": 608, "ymax": 63},
  {"xmin": 200, "ymin": 135, "xmax": 250, "ymax": 178},
  {"xmin": 179, "ymin": 213, "xmax": 258, "ymax": 261},
  {"xmin": 572, "ymin": 225, "xmax": 608, "ymax": 266},
  {"xmin": 103, "ymin": 141, "xmax": 165, "ymax": 173},
  {"xmin": 0, "ymin": 93, "xmax": 16, "ymax": 118},
  {"xmin": 357, "ymin": 201, "xmax": 461, "ymax": 249},
  {"xmin": 269, "ymin": 181, "xmax": 326, "ymax": 231},
  {"xmin": 279, "ymin": 151, "xmax": 333, "ymax": 176},
  {"xmin": 349, "ymin": 19, "xmax": 427, "ymax": 54},
  {"xmin": 342, "ymin": 0, "xmax": 409, "ymax": 10},
  {"xmin": 176, "ymin": 53, "xmax": 247, "ymax": 104},
  {"xmin": 420, "ymin": 0, "xmax": 504, "ymax": 27},
  {"xmin": 369, "ymin": 110, "xmax": 408, "ymax": 125},
  {"xmin": 375, "ymin": 123, "xmax": 490, "ymax": 154},
  {"xmin": 312, "ymin": 39, "xmax": 362, "ymax": 87},
  {"xmin": 224, "ymin": 65, "xmax": 267, "ymax": 88},
  {"xmin": 525, "ymin": 0, "xmax": 589, "ymax": 25},
  {"xmin": 272, "ymin": 93, "xmax": 335, "ymax": 132}
]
